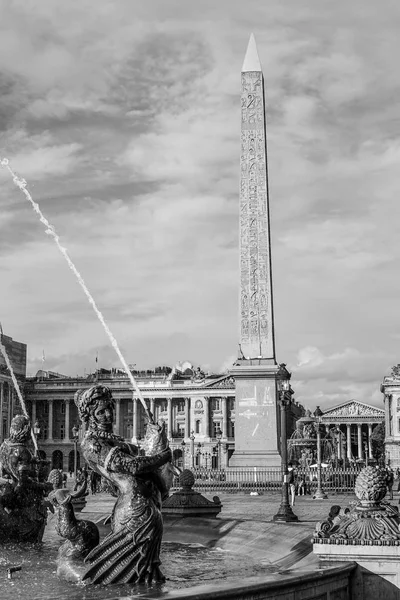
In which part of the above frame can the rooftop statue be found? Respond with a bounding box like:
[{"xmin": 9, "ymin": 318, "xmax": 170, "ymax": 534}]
[
  {"xmin": 72, "ymin": 384, "xmax": 179, "ymax": 586},
  {"xmin": 0, "ymin": 414, "xmax": 52, "ymax": 542},
  {"xmin": 191, "ymin": 366, "xmax": 206, "ymax": 382}
]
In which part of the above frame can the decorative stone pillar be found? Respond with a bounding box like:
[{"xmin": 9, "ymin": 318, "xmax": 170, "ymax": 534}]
[
  {"xmin": 368, "ymin": 423, "xmax": 373, "ymax": 459},
  {"xmin": 150, "ymin": 398, "xmax": 155, "ymax": 417},
  {"xmin": 346, "ymin": 424, "xmax": 352, "ymax": 460},
  {"xmin": 64, "ymin": 399, "xmax": 70, "ymax": 442},
  {"xmin": 204, "ymin": 397, "xmax": 210, "ymax": 439},
  {"xmin": 184, "ymin": 397, "xmax": 190, "ymax": 439},
  {"xmin": 167, "ymin": 398, "xmax": 173, "ymax": 440},
  {"xmin": 222, "ymin": 397, "xmax": 228, "ymax": 439},
  {"xmin": 115, "ymin": 398, "xmax": 121, "ymax": 436},
  {"xmin": 48, "ymin": 399, "xmax": 54, "ymax": 441},
  {"xmin": 357, "ymin": 424, "xmax": 363, "ymax": 459}
]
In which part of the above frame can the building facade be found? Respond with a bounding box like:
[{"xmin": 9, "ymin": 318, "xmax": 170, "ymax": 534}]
[
  {"xmin": 22, "ymin": 361, "xmax": 304, "ymax": 472},
  {"xmin": 381, "ymin": 364, "xmax": 400, "ymax": 467},
  {"xmin": 320, "ymin": 400, "xmax": 385, "ymax": 462},
  {"xmin": 0, "ymin": 333, "xmax": 27, "ymax": 442}
]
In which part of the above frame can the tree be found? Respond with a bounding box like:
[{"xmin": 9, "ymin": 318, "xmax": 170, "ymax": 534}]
[{"xmin": 370, "ymin": 422, "xmax": 385, "ymax": 463}]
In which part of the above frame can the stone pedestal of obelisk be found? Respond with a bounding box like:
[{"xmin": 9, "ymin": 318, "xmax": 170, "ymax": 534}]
[{"xmin": 229, "ymin": 34, "xmax": 290, "ymax": 468}]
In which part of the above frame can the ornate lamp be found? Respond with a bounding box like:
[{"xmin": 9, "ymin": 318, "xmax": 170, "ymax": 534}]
[
  {"xmin": 273, "ymin": 379, "xmax": 299, "ymax": 522},
  {"xmin": 181, "ymin": 439, "xmax": 186, "ymax": 469},
  {"xmin": 216, "ymin": 426, "xmax": 222, "ymax": 469}
]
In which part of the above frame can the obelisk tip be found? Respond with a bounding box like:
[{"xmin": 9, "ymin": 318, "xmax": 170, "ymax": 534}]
[{"xmin": 242, "ymin": 33, "xmax": 262, "ymax": 72}]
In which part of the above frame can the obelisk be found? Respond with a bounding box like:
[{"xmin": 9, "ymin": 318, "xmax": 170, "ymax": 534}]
[{"xmin": 230, "ymin": 34, "xmax": 291, "ymax": 468}]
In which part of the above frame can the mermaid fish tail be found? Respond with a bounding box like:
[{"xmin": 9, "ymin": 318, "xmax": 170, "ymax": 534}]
[{"xmin": 82, "ymin": 505, "xmax": 163, "ymax": 585}]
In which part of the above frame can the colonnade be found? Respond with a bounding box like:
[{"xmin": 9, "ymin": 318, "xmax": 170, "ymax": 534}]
[
  {"xmin": 29, "ymin": 395, "xmax": 233, "ymax": 442},
  {"xmin": 326, "ymin": 422, "xmax": 376, "ymax": 461}
]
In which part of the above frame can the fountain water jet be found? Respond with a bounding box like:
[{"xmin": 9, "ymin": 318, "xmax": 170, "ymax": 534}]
[{"xmin": 0, "ymin": 158, "xmax": 151, "ymax": 422}]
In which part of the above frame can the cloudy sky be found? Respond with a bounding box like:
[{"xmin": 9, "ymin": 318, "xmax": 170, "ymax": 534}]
[{"xmin": 0, "ymin": 0, "xmax": 399, "ymax": 411}]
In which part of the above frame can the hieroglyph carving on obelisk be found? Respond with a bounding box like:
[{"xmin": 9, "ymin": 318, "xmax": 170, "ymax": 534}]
[{"xmin": 239, "ymin": 34, "xmax": 276, "ymax": 361}]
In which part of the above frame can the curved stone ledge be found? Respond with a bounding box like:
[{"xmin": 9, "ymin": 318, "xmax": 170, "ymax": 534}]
[{"xmin": 130, "ymin": 563, "xmax": 356, "ymax": 600}]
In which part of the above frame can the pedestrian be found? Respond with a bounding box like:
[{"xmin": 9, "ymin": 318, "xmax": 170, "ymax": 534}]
[
  {"xmin": 69, "ymin": 469, "xmax": 73, "ymax": 478},
  {"xmin": 297, "ymin": 476, "xmax": 305, "ymax": 496},
  {"xmin": 287, "ymin": 462, "xmax": 296, "ymax": 507},
  {"xmin": 62, "ymin": 472, "xmax": 67, "ymax": 488},
  {"xmin": 386, "ymin": 468, "xmax": 394, "ymax": 500}
]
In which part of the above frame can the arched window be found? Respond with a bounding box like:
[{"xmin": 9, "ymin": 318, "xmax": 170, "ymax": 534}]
[
  {"xmin": 68, "ymin": 449, "xmax": 80, "ymax": 473},
  {"xmin": 195, "ymin": 420, "xmax": 201, "ymax": 434},
  {"xmin": 52, "ymin": 450, "xmax": 63, "ymax": 470}
]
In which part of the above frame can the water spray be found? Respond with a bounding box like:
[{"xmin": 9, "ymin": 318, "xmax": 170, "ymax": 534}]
[
  {"xmin": 0, "ymin": 158, "xmax": 152, "ymax": 423},
  {"xmin": 0, "ymin": 339, "xmax": 38, "ymax": 454}
]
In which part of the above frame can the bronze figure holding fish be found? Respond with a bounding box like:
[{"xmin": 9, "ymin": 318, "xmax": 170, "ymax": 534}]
[{"xmin": 74, "ymin": 384, "xmax": 178, "ymax": 585}]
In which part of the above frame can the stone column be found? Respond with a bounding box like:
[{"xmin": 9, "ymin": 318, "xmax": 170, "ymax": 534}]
[
  {"xmin": 115, "ymin": 398, "xmax": 121, "ymax": 436},
  {"xmin": 31, "ymin": 399, "xmax": 37, "ymax": 428},
  {"xmin": 357, "ymin": 424, "xmax": 362, "ymax": 460},
  {"xmin": 0, "ymin": 382, "xmax": 3, "ymax": 442},
  {"xmin": 48, "ymin": 399, "xmax": 54, "ymax": 441},
  {"xmin": 346, "ymin": 424, "xmax": 351, "ymax": 460},
  {"xmin": 368, "ymin": 424, "xmax": 373, "ymax": 459},
  {"xmin": 150, "ymin": 398, "xmax": 155, "ymax": 417},
  {"xmin": 336, "ymin": 426, "xmax": 341, "ymax": 460},
  {"xmin": 204, "ymin": 397, "xmax": 210, "ymax": 439},
  {"xmin": 8, "ymin": 386, "xmax": 13, "ymax": 430},
  {"xmin": 385, "ymin": 395, "xmax": 390, "ymax": 436},
  {"xmin": 64, "ymin": 399, "xmax": 70, "ymax": 442},
  {"xmin": 167, "ymin": 398, "xmax": 172, "ymax": 440},
  {"xmin": 132, "ymin": 396, "xmax": 139, "ymax": 442},
  {"xmin": 222, "ymin": 397, "xmax": 228, "ymax": 439},
  {"xmin": 389, "ymin": 396, "xmax": 393, "ymax": 436},
  {"xmin": 184, "ymin": 397, "xmax": 190, "ymax": 439}
]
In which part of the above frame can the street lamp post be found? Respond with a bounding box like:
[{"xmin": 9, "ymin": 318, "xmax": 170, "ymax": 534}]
[
  {"xmin": 190, "ymin": 430, "xmax": 195, "ymax": 468},
  {"xmin": 273, "ymin": 380, "xmax": 298, "ymax": 522},
  {"xmin": 216, "ymin": 426, "xmax": 222, "ymax": 470},
  {"xmin": 197, "ymin": 442, "xmax": 202, "ymax": 467},
  {"xmin": 71, "ymin": 424, "xmax": 79, "ymax": 480},
  {"xmin": 313, "ymin": 421, "xmax": 328, "ymax": 500},
  {"xmin": 181, "ymin": 439, "xmax": 186, "ymax": 469},
  {"xmin": 364, "ymin": 442, "xmax": 369, "ymax": 467}
]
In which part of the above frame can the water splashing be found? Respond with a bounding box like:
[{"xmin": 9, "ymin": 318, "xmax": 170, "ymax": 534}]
[
  {"xmin": 0, "ymin": 158, "xmax": 151, "ymax": 421},
  {"xmin": 0, "ymin": 338, "xmax": 38, "ymax": 453}
]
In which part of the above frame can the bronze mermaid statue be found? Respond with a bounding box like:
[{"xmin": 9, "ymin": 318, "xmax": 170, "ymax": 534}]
[
  {"xmin": 74, "ymin": 384, "xmax": 179, "ymax": 585},
  {"xmin": 0, "ymin": 414, "xmax": 52, "ymax": 542}
]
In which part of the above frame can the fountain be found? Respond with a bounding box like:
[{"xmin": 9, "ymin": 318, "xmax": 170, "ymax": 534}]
[
  {"xmin": 313, "ymin": 466, "xmax": 400, "ymax": 597},
  {"xmin": 288, "ymin": 411, "xmax": 334, "ymax": 467}
]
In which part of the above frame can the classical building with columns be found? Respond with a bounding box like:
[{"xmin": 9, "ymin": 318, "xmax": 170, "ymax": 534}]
[
  {"xmin": 320, "ymin": 400, "xmax": 385, "ymax": 463},
  {"xmin": 22, "ymin": 361, "xmax": 304, "ymax": 472},
  {"xmin": 0, "ymin": 333, "xmax": 27, "ymax": 441},
  {"xmin": 381, "ymin": 364, "xmax": 400, "ymax": 467}
]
